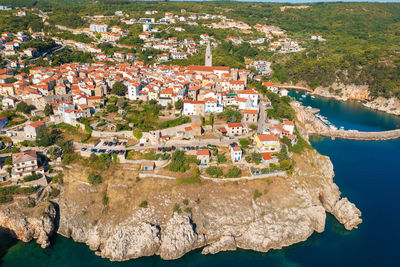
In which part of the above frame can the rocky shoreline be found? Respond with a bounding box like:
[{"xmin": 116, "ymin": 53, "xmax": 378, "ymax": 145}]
[
  {"xmin": 310, "ymin": 84, "xmax": 400, "ymax": 116},
  {"xmin": 0, "ymin": 147, "xmax": 362, "ymax": 261}
]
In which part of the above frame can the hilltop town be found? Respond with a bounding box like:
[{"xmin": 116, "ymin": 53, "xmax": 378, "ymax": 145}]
[
  {"xmin": 0, "ymin": 1, "xmax": 363, "ymax": 262},
  {"xmin": 0, "ymin": 3, "xmax": 309, "ymax": 190}
]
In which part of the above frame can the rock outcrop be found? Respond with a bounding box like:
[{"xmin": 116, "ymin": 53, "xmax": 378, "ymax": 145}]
[
  {"xmin": 0, "ymin": 150, "xmax": 362, "ymax": 262},
  {"xmin": 0, "ymin": 201, "xmax": 57, "ymax": 248},
  {"xmin": 311, "ymin": 84, "xmax": 400, "ymax": 116}
]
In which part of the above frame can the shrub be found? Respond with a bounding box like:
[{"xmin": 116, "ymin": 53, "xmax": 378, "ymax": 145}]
[
  {"xmin": 88, "ymin": 174, "xmax": 102, "ymax": 185},
  {"xmin": 0, "ymin": 186, "xmax": 35, "ymax": 196},
  {"xmin": 133, "ymin": 130, "xmax": 143, "ymax": 140},
  {"xmin": 139, "ymin": 200, "xmax": 148, "ymax": 208},
  {"xmin": 176, "ymin": 176, "xmax": 201, "ymax": 185},
  {"xmin": 158, "ymin": 116, "xmax": 191, "ymax": 129},
  {"xmin": 225, "ymin": 167, "xmax": 242, "ymax": 178},
  {"xmin": 239, "ymin": 138, "xmax": 251, "ymax": 148},
  {"xmin": 4, "ymin": 156, "xmax": 12, "ymax": 165},
  {"xmin": 49, "ymin": 188, "xmax": 60, "ymax": 198},
  {"xmin": 173, "ymin": 203, "xmax": 182, "ymax": 214},
  {"xmin": 217, "ymin": 153, "xmax": 227, "ymax": 164},
  {"xmin": 253, "ymin": 189, "xmax": 262, "ymax": 200},
  {"xmin": 183, "ymin": 199, "xmax": 189, "ymax": 205},
  {"xmin": 102, "ymin": 195, "xmax": 109, "ymax": 206},
  {"xmin": 22, "ymin": 173, "xmax": 40, "ymax": 183},
  {"xmin": 279, "ymin": 159, "xmax": 292, "ymax": 171},
  {"xmin": 52, "ymin": 173, "xmax": 64, "ymax": 184},
  {"xmin": 184, "ymin": 207, "xmax": 192, "ymax": 213},
  {"xmin": 0, "ymin": 195, "xmax": 13, "ymax": 204},
  {"xmin": 205, "ymin": 166, "xmax": 223, "ymax": 178},
  {"xmin": 168, "ymin": 151, "xmax": 187, "ymax": 172}
]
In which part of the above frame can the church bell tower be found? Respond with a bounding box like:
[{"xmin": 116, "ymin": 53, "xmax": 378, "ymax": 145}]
[{"xmin": 205, "ymin": 42, "xmax": 212, "ymax": 67}]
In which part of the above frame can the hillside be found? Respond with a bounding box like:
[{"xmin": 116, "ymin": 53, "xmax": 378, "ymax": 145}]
[{"xmin": 1, "ymin": 0, "xmax": 399, "ymax": 98}]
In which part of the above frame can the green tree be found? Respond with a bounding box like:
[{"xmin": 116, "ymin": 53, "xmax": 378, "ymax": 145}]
[
  {"xmin": 205, "ymin": 166, "xmax": 223, "ymax": 177},
  {"xmin": 133, "ymin": 130, "xmax": 143, "ymax": 139},
  {"xmin": 106, "ymin": 104, "xmax": 118, "ymax": 113},
  {"xmin": 174, "ymin": 99, "xmax": 183, "ymax": 110},
  {"xmin": 239, "ymin": 138, "xmax": 250, "ymax": 149},
  {"xmin": 88, "ymin": 174, "xmax": 102, "ymax": 185},
  {"xmin": 225, "ymin": 167, "xmax": 242, "ymax": 178},
  {"xmin": 36, "ymin": 127, "xmax": 60, "ymax": 147},
  {"xmin": 168, "ymin": 150, "xmax": 187, "ymax": 172},
  {"xmin": 44, "ymin": 103, "xmax": 54, "ymax": 116},
  {"xmin": 111, "ymin": 81, "xmax": 126, "ymax": 96},
  {"xmin": 4, "ymin": 156, "xmax": 12, "ymax": 165},
  {"xmin": 16, "ymin": 102, "xmax": 30, "ymax": 114},
  {"xmin": 251, "ymin": 152, "xmax": 262, "ymax": 165},
  {"xmin": 217, "ymin": 153, "xmax": 227, "ymax": 164}
]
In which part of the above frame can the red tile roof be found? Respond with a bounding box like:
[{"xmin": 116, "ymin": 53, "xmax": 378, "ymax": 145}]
[{"xmin": 197, "ymin": 149, "xmax": 210, "ymax": 156}]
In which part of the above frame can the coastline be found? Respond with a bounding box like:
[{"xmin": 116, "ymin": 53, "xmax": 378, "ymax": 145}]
[
  {"xmin": 308, "ymin": 86, "xmax": 400, "ymax": 117},
  {"xmin": 0, "ymin": 146, "xmax": 362, "ymax": 262}
]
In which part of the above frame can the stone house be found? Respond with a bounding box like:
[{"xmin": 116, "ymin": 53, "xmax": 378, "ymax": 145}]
[
  {"xmin": 11, "ymin": 150, "xmax": 44, "ymax": 180},
  {"xmin": 243, "ymin": 109, "xmax": 258, "ymax": 125},
  {"xmin": 24, "ymin": 121, "xmax": 45, "ymax": 139},
  {"xmin": 197, "ymin": 149, "xmax": 210, "ymax": 165},
  {"xmin": 226, "ymin": 123, "xmax": 243, "ymax": 136},
  {"xmin": 141, "ymin": 161, "xmax": 155, "ymax": 171}
]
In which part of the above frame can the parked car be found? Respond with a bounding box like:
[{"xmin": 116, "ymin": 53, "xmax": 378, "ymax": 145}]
[
  {"xmin": 103, "ymin": 142, "xmax": 108, "ymax": 146},
  {"xmin": 81, "ymin": 148, "xmax": 87, "ymax": 151}
]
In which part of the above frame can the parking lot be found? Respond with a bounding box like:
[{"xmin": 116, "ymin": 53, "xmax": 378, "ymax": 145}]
[{"xmin": 80, "ymin": 140, "xmax": 127, "ymax": 156}]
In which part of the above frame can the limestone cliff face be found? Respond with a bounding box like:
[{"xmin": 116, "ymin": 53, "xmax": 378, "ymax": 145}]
[
  {"xmin": 313, "ymin": 83, "xmax": 371, "ymax": 101},
  {"xmin": 312, "ymin": 84, "xmax": 400, "ymax": 116},
  {"xmin": 0, "ymin": 201, "xmax": 57, "ymax": 248},
  {"xmin": 0, "ymin": 152, "xmax": 362, "ymax": 262},
  {"xmin": 363, "ymin": 97, "xmax": 400, "ymax": 116}
]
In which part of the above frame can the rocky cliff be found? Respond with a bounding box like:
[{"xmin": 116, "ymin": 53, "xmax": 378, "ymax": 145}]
[
  {"xmin": 311, "ymin": 84, "xmax": 400, "ymax": 116},
  {"xmin": 0, "ymin": 200, "xmax": 57, "ymax": 248},
  {"xmin": 0, "ymin": 147, "xmax": 362, "ymax": 261}
]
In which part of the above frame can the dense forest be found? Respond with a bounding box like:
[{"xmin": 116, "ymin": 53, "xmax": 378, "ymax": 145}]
[{"xmin": 0, "ymin": 0, "xmax": 400, "ymax": 98}]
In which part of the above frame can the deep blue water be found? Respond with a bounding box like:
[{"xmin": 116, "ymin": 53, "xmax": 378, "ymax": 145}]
[
  {"xmin": 2, "ymin": 96, "xmax": 400, "ymax": 266},
  {"xmin": 289, "ymin": 90, "xmax": 400, "ymax": 131}
]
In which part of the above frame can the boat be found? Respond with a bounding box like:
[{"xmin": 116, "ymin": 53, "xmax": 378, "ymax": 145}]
[{"xmin": 311, "ymin": 95, "xmax": 315, "ymax": 98}]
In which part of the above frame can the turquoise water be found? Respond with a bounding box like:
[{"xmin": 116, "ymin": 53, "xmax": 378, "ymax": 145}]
[
  {"xmin": 289, "ymin": 90, "xmax": 400, "ymax": 132},
  {"xmin": 2, "ymin": 95, "xmax": 400, "ymax": 266}
]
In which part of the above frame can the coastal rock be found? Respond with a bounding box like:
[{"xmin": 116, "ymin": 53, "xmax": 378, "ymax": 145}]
[
  {"xmin": 0, "ymin": 147, "xmax": 362, "ymax": 262},
  {"xmin": 332, "ymin": 198, "xmax": 362, "ymax": 230},
  {"xmin": 202, "ymin": 235, "xmax": 236, "ymax": 255},
  {"xmin": 100, "ymin": 222, "xmax": 161, "ymax": 261},
  {"xmin": 363, "ymin": 97, "xmax": 400, "ymax": 116},
  {"xmin": 158, "ymin": 213, "xmax": 205, "ymax": 260},
  {"xmin": 0, "ymin": 201, "xmax": 57, "ymax": 248}
]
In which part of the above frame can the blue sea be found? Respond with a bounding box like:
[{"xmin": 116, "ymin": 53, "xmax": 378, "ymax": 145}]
[{"xmin": 1, "ymin": 94, "xmax": 400, "ymax": 266}]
